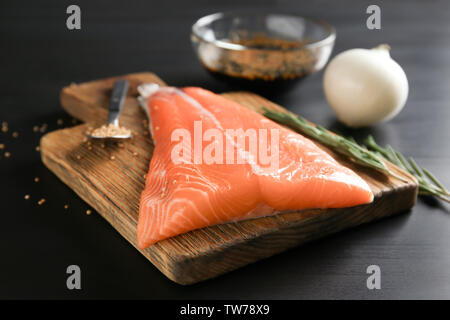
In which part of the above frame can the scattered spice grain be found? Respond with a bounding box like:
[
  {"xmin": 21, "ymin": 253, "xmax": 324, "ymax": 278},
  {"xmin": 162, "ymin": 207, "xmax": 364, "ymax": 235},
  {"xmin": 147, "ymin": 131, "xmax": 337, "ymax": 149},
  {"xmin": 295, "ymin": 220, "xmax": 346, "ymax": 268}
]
[{"xmin": 40, "ymin": 124, "xmax": 48, "ymax": 133}]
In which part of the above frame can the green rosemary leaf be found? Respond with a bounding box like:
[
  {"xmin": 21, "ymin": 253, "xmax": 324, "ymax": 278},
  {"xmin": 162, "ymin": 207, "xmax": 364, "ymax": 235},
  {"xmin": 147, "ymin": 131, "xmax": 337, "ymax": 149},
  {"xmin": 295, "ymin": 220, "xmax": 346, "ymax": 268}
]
[
  {"xmin": 423, "ymin": 168, "xmax": 449, "ymax": 194},
  {"xmin": 263, "ymin": 108, "xmax": 389, "ymax": 174},
  {"xmin": 408, "ymin": 157, "xmax": 425, "ymax": 178},
  {"xmin": 395, "ymin": 151, "xmax": 410, "ymax": 171},
  {"xmin": 263, "ymin": 108, "xmax": 449, "ymax": 203}
]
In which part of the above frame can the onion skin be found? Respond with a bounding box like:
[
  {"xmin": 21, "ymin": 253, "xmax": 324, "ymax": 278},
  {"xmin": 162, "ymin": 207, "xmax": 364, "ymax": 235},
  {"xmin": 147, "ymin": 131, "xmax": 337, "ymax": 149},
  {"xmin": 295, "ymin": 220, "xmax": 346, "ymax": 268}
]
[{"xmin": 323, "ymin": 44, "xmax": 409, "ymax": 128}]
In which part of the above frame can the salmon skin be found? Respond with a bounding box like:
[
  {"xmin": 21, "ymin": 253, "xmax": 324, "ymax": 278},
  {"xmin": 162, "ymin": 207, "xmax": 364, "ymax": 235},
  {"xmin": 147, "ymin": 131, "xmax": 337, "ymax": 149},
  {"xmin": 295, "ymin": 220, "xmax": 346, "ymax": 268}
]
[{"xmin": 137, "ymin": 85, "xmax": 373, "ymax": 248}]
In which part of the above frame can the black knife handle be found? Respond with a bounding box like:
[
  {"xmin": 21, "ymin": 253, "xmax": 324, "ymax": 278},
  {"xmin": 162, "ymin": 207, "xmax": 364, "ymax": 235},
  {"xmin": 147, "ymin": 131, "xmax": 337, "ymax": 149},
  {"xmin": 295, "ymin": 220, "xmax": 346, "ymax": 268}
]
[{"xmin": 108, "ymin": 79, "xmax": 129, "ymax": 125}]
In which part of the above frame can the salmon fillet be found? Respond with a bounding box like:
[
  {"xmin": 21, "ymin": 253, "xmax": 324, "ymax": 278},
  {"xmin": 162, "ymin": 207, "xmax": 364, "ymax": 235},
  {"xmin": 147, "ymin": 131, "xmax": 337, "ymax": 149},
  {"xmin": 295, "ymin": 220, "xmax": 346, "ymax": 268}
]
[{"xmin": 137, "ymin": 86, "xmax": 373, "ymax": 248}]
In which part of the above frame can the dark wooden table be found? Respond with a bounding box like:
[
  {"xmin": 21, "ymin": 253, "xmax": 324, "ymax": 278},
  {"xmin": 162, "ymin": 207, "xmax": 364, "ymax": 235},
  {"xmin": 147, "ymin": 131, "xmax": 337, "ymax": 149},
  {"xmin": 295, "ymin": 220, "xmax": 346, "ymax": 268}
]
[{"xmin": 1, "ymin": 0, "xmax": 449, "ymax": 299}]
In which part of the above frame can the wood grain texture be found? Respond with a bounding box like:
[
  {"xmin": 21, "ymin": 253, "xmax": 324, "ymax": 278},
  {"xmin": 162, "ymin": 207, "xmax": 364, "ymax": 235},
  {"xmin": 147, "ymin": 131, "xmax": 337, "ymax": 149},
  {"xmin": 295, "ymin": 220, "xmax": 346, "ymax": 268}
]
[{"xmin": 40, "ymin": 72, "xmax": 418, "ymax": 285}]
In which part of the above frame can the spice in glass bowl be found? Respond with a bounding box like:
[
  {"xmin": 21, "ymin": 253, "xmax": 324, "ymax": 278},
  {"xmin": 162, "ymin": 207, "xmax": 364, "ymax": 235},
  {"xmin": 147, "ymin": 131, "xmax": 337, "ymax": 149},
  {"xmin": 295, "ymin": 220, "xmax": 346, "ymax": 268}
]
[
  {"xmin": 191, "ymin": 13, "xmax": 335, "ymax": 91},
  {"xmin": 205, "ymin": 33, "xmax": 316, "ymax": 82}
]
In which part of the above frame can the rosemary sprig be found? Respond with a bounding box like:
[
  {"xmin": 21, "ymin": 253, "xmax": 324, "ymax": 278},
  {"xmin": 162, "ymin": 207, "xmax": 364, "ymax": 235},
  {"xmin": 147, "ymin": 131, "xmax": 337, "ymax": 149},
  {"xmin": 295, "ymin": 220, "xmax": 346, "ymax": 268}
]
[
  {"xmin": 263, "ymin": 108, "xmax": 450, "ymax": 203},
  {"xmin": 365, "ymin": 135, "xmax": 450, "ymax": 203},
  {"xmin": 262, "ymin": 108, "xmax": 390, "ymax": 174}
]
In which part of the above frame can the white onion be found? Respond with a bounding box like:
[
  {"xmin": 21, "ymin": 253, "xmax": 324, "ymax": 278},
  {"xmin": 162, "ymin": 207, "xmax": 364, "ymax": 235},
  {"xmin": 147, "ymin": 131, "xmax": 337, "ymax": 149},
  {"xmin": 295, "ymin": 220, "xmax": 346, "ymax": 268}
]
[{"xmin": 323, "ymin": 44, "xmax": 408, "ymax": 127}]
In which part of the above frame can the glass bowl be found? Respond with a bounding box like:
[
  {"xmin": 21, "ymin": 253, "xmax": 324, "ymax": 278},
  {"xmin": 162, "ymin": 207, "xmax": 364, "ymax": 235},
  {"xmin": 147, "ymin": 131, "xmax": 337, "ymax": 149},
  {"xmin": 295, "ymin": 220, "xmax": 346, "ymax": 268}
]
[{"xmin": 191, "ymin": 12, "xmax": 336, "ymax": 91}]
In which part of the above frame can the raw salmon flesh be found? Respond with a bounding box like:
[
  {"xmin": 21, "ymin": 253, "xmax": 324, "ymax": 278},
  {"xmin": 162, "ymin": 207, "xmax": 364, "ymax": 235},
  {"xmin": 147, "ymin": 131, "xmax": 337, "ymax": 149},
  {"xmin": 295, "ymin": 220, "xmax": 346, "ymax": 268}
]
[{"xmin": 137, "ymin": 85, "xmax": 373, "ymax": 248}]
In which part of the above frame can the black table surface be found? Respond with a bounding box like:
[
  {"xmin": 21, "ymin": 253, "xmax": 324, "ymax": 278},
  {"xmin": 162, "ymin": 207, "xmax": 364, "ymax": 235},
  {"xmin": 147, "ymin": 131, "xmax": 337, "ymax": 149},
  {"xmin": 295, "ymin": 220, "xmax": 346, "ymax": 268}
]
[{"xmin": 1, "ymin": 0, "xmax": 449, "ymax": 299}]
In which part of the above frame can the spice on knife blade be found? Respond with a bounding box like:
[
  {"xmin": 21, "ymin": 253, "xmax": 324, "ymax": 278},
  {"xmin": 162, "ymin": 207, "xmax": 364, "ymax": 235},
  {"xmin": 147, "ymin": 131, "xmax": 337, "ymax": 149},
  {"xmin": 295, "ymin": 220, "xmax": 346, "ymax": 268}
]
[{"xmin": 88, "ymin": 123, "xmax": 131, "ymax": 138}]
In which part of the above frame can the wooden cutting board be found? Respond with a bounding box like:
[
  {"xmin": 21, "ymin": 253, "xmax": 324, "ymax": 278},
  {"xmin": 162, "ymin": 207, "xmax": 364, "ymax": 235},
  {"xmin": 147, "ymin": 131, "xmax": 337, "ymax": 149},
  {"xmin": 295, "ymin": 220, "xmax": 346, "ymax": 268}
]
[{"xmin": 40, "ymin": 72, "xmax": 418, "ymax": 285}]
